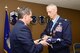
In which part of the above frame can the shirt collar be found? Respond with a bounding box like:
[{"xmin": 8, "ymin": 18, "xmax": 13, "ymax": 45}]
[{"xmin": 52, "ymin": 15, "xmax": 60, "ymax": 23}]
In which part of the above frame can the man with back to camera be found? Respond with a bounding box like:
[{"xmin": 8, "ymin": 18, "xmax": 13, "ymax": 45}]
[
  {"xmin": 10, "ymin": 7, "xmax": 48, "ymax": 53},
  {"xmin": 40, "ymin": 4, "xmax": 72, "ymax": 53}
]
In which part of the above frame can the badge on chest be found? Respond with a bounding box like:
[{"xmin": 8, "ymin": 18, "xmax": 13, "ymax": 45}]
[
  {"xmin": 50, "ymin": 22, "xmax": 62, "ymax": 37},
  {"xmin": 55, "ymin": 22, "xmax": 62, "ymax": 32}
]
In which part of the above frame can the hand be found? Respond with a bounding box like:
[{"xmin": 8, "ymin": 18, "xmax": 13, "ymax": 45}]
[
  {"xmin": 42, "ymin": 35, "xmax": 51, "ymax": 41},
  {"xmin": 34, "ymin": 39, "xmax": 40, "ymax": 44},
  {"xmin": 39, "ymin": 40, "xmax": 49, "ymax": 46}
]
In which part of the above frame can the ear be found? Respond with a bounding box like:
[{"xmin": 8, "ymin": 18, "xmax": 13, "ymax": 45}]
[{"xmin": 23, "ymin": 14, "xmax": 27, "ymax": 19}]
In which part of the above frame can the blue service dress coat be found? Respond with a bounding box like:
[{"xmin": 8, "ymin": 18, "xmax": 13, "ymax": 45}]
[
  {"xmin": 10, "ymin": 20, "xmax": 43, "ymax": 53},
  {"xmin": 41, "ymin": 17, "xmax": 72, "ymax": 53}
]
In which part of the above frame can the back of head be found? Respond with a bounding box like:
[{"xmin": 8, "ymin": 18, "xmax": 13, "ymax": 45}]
[{"xmin": 17, "ymin": 7, "xmax": 32, "ymax": 19}]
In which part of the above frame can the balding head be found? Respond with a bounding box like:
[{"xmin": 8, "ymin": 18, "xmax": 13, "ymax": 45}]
[
  {"xmin": 46, "ymin": 4, "xmax": 58, "ymax": 19},
  {"xmin": 46, "ymin": 4, "xmax": 57, "ymax": 12}
]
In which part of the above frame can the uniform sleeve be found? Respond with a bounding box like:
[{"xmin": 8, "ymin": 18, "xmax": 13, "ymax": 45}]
[
  {"xmin": 17, "ymin": 28, "xmax": 43, "ymax": 53},
  {"xmin": 41, "ymin": 26, "xmax": 48, "ymax": 38},
  {"xmin": 40, "ymin": 22, "xmax": 51, "ymax": 38}
]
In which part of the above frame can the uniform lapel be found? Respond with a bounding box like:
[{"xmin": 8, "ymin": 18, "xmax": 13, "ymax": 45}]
[
  {"xmin": 47, "ymin": 21, "xmax": 53, "ymax": 33},
  {"xmin": 53, "ymin": 17, "xmax": 61, "ymax": 30}
]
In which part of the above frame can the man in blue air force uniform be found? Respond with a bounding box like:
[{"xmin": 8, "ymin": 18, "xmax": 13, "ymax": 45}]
[
  {"xmin": 40, "ymin": 4, "xmax": 72, "ymax": 53},
  {"xmin": 10, "ymin": 7, "xmax": 48, "ymax": 53}
]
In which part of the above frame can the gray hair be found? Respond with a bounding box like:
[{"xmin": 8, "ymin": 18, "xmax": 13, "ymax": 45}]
[
  {"xmin": 46, "ymin": 4, "xmax": 57, "ymax": 10},
  {"xmin": 17, "ymin": 7, "xmax": 32, "ymax": 19}
]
